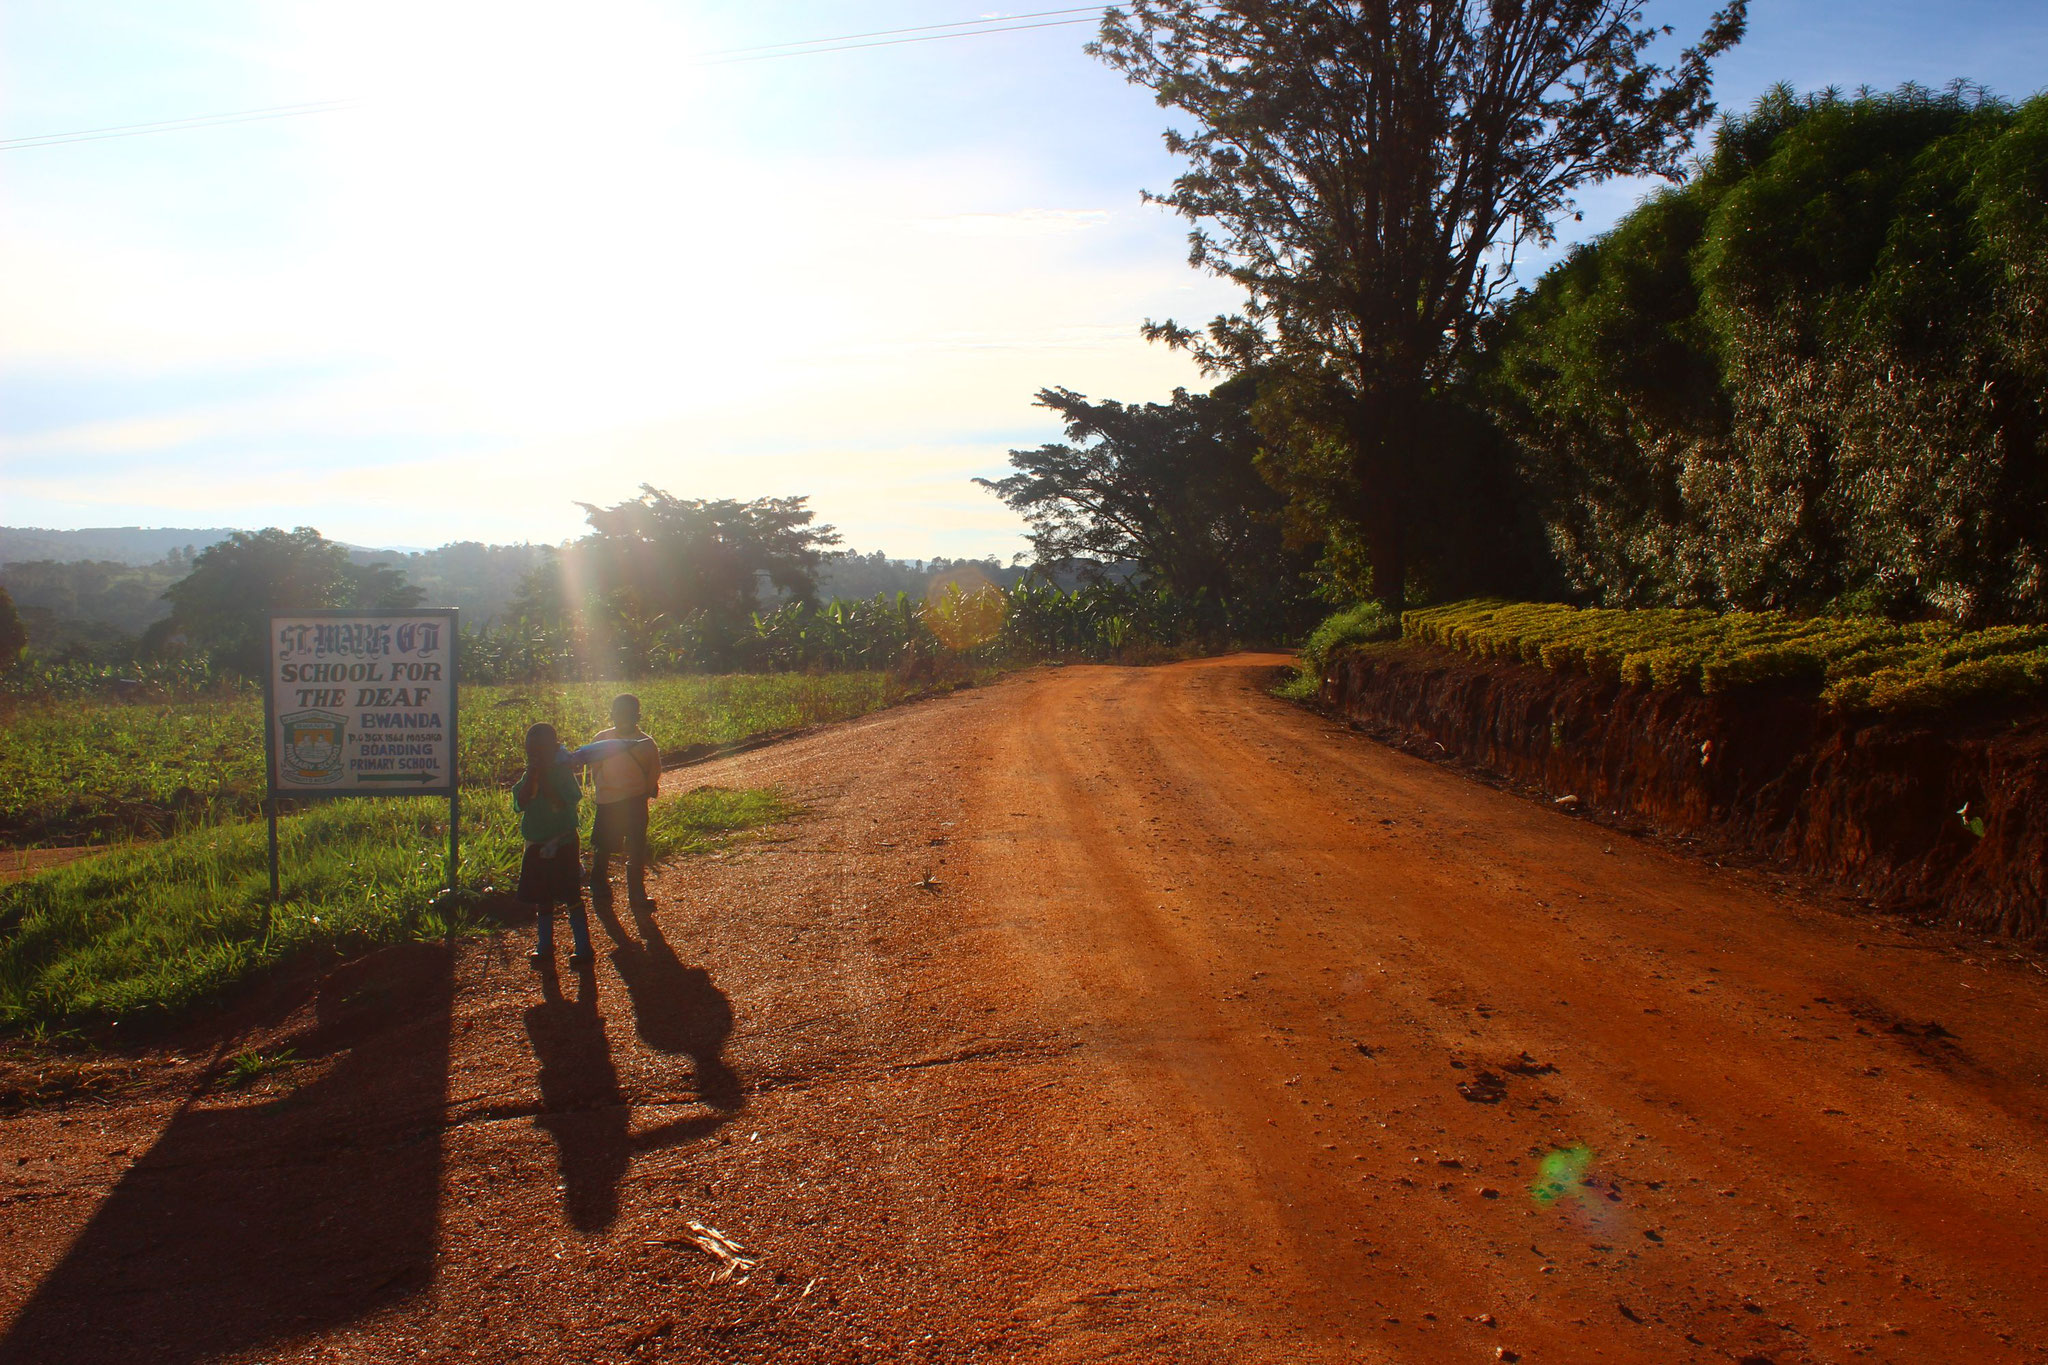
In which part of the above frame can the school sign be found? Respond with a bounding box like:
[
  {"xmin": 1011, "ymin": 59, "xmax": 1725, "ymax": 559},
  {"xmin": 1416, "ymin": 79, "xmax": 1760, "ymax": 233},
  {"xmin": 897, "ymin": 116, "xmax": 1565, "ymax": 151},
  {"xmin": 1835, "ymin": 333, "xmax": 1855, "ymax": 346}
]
[{"xmin": 263, "ymin": 609, "xmax": 460, "ymax": 899}]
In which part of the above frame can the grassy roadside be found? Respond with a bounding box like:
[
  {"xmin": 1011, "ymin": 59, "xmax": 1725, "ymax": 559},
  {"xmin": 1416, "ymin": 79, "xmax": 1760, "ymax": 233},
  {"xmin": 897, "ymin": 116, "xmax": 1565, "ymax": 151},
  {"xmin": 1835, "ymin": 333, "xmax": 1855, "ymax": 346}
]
[
  {"xmin": 0, "ymin": 671, "xmax": 927, "ymax": 846},
  {"xmin": 0, "ymin": 784, "xmax": 792, "ymax": 1034}
]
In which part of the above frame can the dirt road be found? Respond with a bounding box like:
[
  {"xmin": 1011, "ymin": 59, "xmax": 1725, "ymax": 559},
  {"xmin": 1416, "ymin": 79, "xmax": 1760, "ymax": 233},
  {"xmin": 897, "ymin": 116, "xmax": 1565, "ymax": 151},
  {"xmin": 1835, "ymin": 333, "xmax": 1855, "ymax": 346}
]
[{"xmin": 7, "ymin": 656, "xmax": 2048, "ymax": 1364}]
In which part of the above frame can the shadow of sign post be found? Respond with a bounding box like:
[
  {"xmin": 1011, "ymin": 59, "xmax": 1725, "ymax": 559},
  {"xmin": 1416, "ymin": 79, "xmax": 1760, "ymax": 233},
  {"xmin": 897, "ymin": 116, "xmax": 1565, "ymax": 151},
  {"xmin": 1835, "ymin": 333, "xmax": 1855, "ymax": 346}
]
[{"xmin": 0, "ymin": 944, "xmax": 455, "ymax": 1365}]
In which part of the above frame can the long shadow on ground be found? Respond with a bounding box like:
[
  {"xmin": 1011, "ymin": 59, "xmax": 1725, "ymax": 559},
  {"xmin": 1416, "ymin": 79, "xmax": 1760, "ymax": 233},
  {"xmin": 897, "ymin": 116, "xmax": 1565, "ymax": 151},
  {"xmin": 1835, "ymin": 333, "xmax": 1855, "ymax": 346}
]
[
  {"xmin": 0, "ymin": 943, "xmax": 454, "ymax": 1365},
  {"xmin": 522, "ymin": 957, "xmax": 728, "ymax": 1232},
  {"xmin": 591, "ymin": 898, "xmax": 742, "ymax": 1111}
]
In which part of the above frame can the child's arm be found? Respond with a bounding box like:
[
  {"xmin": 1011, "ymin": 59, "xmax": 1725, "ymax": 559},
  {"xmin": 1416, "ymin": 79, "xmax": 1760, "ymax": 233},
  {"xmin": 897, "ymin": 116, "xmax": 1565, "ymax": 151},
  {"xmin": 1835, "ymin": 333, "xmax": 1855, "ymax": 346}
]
[
  {"xmin": 512, "ymin": 768, "xmax": 538, "ymax": 808},
  {"xmin": 634, "ymin": 734, "xmax": 661, "ymax": 791},
  {"xmin": 568, "ymin": 735, "xmax": 638, "ymax": 768}
]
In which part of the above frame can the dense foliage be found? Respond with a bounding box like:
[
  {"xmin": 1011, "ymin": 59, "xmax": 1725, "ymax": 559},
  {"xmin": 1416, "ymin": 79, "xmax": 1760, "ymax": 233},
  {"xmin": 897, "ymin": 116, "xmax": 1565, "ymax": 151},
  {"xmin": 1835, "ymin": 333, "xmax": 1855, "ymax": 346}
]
[
  {"xmin": 1273, "ymin": 600, "xmax": 1401, "ymax": 700},
  {"xmin": 977, "ymin": 374, "xmax": 1316, "ymax": 626},
  {"xmin": 352, "ymin": 540, "xmax": 554, "ymax": 626},
  {"xmin": 459, "ymin": 575, "xmax": 1246, "ymax": 684},
  {"xmin": 1092, "ymin": 0, "xmax": 1744, "ymax": 611},
  {"xmin": 161, "ymin": 528, "xmax": 422, "ymax": 675},
  {"xmin": 0, "ymin": 558, "xmax": 179, "ymax": 659},
  {"xmin": 1483, "ymin": 84, "xmax": 2048, "ymax": 624},
  {"xmin": 0, "ymin": 586, "xmax": 23, "ymax": 669},
  {"xmin": 511, "ymin": 488, "xmax": 842, "ymax": 672},
  {"xmin": 1401, "ymin": 599, "xmax": 2048, "ymax": 713}
]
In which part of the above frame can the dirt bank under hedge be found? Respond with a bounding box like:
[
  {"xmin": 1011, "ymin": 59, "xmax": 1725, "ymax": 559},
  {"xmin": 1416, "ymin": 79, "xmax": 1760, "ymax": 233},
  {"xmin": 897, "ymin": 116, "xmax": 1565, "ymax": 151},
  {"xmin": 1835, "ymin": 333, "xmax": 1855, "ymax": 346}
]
[{"xmin": 1324, "ymin": 644, "xmax": 2048, "ymax": 937}]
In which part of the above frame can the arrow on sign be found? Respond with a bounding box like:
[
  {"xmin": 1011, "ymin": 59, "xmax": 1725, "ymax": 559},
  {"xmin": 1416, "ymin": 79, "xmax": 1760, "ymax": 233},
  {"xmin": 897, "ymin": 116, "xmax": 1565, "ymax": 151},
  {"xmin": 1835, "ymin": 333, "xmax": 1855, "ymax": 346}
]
[{"xmin": 359, "ymin": 771, "xmax": 439, "ymax": 784}]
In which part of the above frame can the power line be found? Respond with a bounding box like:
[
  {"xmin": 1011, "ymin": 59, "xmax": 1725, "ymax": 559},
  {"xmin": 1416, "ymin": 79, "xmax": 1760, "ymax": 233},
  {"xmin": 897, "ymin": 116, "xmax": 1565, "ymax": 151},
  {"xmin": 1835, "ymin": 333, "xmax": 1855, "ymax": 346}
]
[
  {"xmin": 0, "ymin": 98, "xmax": 359, "ymax": 151},
  {"xmin": 694, "ymin": 15, "xmax": 1100, "ymax": 67},
  {"xmin": 697, "ymin": 6, "xmax": 1106, "ymax": 59},
  {"xmin": 0, "ymin": 6, "xmax": 1111, "ymax": 152}
]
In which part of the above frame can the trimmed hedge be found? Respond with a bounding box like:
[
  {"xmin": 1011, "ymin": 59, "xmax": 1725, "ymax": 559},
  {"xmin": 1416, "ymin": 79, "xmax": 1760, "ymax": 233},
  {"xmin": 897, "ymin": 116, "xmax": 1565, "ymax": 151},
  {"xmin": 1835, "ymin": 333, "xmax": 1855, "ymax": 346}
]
[{"xmin": 1399, "ymin": 600, "xmax": 2048, "ymax": 714}]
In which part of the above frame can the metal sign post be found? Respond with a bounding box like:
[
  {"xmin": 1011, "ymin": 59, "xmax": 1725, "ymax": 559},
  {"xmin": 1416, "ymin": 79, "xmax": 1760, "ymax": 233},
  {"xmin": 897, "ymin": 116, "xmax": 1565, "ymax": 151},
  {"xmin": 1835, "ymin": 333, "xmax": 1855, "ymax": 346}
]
[{"xmin": 263, "ymin": 609, "xmax": 461, "ymax": 915}]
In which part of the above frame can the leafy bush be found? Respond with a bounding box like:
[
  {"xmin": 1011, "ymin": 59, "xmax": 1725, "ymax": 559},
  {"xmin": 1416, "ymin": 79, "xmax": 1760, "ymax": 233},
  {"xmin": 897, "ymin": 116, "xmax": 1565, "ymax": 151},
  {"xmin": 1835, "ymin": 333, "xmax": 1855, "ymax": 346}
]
[
  {"xmin": 1481, "ymin": 83, "xmax": 2048, "ymax": 624},
  {"xmin": 1400, "ymin": 599, "xmax": 2048, "ymax": 713},
  {"xmin": 1301, "ymin": 603, "xmax": 1401, "ymax": 673},
  {"xmin": 1272, "ymin": 602, "xmax": 1400, "ymax": 701}
]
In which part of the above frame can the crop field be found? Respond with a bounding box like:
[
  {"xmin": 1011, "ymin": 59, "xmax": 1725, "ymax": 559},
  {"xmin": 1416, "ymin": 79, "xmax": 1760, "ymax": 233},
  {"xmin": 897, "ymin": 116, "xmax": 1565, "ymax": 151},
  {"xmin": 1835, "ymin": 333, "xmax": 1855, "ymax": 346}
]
[
  {"xmin": 0, "ymin": 670, "xmax": 931, "ymax": 1029},
  {"xmin": 1, "ymin": 671, "xmax": 923, "ymax": 846},
  {"xmin": 0, "ymin": 785, "xmax": 791, "ymax": 1031},
  {"xmin": 1401, "ymin": 600, "xmax": 2048, "ymax": 713}
]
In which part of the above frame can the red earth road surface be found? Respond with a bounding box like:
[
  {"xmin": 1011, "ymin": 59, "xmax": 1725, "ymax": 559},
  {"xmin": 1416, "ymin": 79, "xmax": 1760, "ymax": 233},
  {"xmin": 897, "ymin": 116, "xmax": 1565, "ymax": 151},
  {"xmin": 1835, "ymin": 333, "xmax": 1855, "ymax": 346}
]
[{"xmin": 5, "ymin": 655, "xmax": 2048, "ymax": 1363}]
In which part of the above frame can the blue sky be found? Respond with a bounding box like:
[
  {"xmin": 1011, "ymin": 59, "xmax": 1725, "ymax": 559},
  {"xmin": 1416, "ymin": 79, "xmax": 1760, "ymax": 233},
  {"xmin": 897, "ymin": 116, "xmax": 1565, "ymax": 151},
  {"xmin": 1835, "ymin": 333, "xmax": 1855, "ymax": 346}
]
[{"xmin": 4, "ymin": 1, "xmax": 2045, "ymax": 557}]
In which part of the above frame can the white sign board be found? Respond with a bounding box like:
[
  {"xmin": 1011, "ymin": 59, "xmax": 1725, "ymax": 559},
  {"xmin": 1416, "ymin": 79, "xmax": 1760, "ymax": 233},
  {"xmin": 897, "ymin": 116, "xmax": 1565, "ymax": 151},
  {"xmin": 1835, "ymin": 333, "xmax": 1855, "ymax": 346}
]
[{"xmin": 266, "ymin": 610, "xmax": 458, "ymax": 797}]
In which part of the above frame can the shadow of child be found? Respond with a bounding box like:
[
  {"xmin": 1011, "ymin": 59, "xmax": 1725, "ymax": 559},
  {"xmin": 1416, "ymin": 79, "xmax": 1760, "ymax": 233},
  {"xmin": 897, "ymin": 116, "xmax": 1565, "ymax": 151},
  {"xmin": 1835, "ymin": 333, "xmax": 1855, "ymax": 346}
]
[
  {"xmin": 522, "ymin": 962, "xmax": 724, "ymax": 1233},
  {"xmin": 590, "ymin": 899, "xmax": 744, "ymax": 1112}
]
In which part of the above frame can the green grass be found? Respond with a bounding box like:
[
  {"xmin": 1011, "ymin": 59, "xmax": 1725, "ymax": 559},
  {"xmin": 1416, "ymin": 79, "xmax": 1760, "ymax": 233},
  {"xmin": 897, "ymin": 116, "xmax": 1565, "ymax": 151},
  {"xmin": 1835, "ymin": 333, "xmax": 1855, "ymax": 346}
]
[
  {"xmin": 0, "ymin": 671, "xmax": 918, "ymax": 845},
  {"xmin": 1274, "ymin": 602, "xmax": 1402, "ymax": 701},
  {"xmin": 220, "ymin": 1046, "xmax": 300, "ymax": 1089},
  {"xmin": 0, "ymin": 784, "xmax": 793, "ymax": 1029},
  {"xmin": 1399, "ymin": 600, "xmax": 2048, "ymax": 713}
]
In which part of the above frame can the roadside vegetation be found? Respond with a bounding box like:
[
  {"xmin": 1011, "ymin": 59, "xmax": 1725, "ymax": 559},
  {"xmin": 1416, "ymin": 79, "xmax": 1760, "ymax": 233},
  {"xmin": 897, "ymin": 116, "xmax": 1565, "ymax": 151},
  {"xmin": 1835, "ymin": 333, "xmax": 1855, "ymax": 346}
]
[
  {"xmin": 0, "ymin": 785, "xmax": 790, "ymax": 1032},
  {"xmin": 1273, "ymin": 603, "xmax": 1400, "ymax": 701},
  {"xmin": 0, "ymin": 672, "xmax": 916, "ymax": 847},
  {"xmin": 1481, "ymin": 85, "xmax": 2048, "ymax": 627},
  {"xmin": 1305, "ymin": 600, "xmax": 2048, "ymax": 715}
]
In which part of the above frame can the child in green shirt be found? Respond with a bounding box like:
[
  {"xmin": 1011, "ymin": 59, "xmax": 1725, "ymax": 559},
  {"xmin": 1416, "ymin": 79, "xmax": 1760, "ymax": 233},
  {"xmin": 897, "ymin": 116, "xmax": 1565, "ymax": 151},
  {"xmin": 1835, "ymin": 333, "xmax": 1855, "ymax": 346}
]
[{"xmin": 512, "ymin": 722, "xmax": 591, "ymax": 965}]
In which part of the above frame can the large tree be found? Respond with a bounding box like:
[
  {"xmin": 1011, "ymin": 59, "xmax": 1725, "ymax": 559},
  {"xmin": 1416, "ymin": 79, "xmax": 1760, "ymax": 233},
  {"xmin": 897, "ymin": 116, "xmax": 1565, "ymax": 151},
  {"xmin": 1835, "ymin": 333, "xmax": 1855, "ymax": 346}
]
[
  {"xmin": 1093, "ymin": 0, "xmax": 1746, "ymax": 611},
  {"xmin": 163, "ymin": 528, "xmax": 423, "ymax": 674},
  {"xmin": 525, "ymin": 487, "xmax": 842, "ymax": 669},
  {"xmin": 977, "ymin": 374, "xmax": 1311, "ymax": 611}
]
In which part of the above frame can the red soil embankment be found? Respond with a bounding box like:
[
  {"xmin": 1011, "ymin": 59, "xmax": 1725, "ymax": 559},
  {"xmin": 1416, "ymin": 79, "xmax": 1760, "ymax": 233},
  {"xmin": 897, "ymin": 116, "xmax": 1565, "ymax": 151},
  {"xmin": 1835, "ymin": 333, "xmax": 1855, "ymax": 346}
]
[{"xmin": 1324, "ymin": 643, "xmax": 2048, "ymax": 936}]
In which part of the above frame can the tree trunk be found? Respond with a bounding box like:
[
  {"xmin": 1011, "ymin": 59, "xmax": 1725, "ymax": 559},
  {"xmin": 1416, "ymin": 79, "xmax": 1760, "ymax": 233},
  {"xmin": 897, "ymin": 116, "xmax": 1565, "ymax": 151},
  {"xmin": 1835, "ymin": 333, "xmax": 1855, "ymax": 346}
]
[
  {"xmin": 1351, "ymin": 385, "xmax": 1419, "ymax": 618},
  {"xmin": 1372, "ymin": 523, "xmax": 1408, "ymax": 619}
]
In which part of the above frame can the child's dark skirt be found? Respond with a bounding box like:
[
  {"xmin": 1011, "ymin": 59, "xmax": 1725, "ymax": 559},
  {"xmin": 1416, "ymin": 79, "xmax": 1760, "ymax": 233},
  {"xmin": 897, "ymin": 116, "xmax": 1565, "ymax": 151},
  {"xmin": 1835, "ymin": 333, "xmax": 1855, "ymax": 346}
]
[{"xmin": 517, "ymin": 833, "xmax": 583, "ymax": 903}]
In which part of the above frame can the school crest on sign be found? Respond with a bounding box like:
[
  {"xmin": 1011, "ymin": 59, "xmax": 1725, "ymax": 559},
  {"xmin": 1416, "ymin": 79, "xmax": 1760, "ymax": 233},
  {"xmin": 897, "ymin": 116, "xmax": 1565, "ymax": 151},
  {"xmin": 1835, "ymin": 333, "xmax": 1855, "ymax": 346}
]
[{"xmin": 279, "ymin": 709, "xmax": 347, "ymax": 785}]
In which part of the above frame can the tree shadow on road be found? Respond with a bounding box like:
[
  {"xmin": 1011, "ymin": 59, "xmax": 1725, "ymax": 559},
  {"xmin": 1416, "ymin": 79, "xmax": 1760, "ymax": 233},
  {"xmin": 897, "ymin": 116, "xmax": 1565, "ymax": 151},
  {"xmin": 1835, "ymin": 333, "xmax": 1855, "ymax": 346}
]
[
  {"xmin": 522, "ymin": 958, "xmax": 727, "ymax": 1233},
  {"xmin": 0, "ymin": 943, "xmax": 454, "ymax": 1365},
  {"xmin": 590, "ymin": 899, "xmax": 742, "ymax": 1112}
]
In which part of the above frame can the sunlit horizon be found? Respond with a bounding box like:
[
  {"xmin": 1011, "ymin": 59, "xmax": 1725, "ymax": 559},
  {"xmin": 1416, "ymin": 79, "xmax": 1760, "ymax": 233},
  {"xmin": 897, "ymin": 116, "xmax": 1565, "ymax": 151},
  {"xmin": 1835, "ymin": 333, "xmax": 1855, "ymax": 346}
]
[{"xmin": 5, "ymin": 0, "xmax": 2045, "ymax": 557}]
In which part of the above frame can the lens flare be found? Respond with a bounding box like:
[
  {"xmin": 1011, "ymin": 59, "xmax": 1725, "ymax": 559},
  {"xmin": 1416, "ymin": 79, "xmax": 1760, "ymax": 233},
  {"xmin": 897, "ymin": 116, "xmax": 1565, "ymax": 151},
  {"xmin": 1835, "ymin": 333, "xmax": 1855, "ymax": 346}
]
[
  {"xmin": 1530, "ymin": 1143, "xmax": 1595, "ymax": 1205},
  {"xmin": 922, "ymin": 567, "xmax": 1006, "ymax": 652}
]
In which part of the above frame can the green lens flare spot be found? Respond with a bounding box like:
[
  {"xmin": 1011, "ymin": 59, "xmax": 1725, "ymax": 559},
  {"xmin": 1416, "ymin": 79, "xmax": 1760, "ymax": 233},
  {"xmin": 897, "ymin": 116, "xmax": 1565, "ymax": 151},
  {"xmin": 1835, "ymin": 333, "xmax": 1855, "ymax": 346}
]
[{"xmin": 1530, "ymin": 1143, "xmax": 1594, "ymax": 1205}]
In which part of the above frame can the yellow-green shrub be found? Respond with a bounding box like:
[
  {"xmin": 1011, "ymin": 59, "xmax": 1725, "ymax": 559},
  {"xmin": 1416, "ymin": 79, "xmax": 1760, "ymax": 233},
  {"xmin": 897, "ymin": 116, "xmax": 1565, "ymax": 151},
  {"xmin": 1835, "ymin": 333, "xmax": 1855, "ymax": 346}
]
[{"xmin": 1398, "ymin": 600, "xmax": 2048, "ymax": 714}]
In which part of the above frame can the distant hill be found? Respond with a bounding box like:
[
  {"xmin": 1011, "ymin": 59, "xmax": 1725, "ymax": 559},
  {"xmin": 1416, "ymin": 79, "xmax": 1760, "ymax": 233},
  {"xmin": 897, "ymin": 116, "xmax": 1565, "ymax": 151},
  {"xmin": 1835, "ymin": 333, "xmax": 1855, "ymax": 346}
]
[
  {"xmin": 1, "ymin": 526, "xmax": 1041, "ymax": 660},
  {"xmin": 816, "ymin": 550, "xmax": 1029, "ymax": 601},
  {"xmin": 0, "ymin": 526, "xmax": 241, "ymax": 565},
  {"xmin": 349, "ymin": 542, "xmax": 557, "ymax": 624}
]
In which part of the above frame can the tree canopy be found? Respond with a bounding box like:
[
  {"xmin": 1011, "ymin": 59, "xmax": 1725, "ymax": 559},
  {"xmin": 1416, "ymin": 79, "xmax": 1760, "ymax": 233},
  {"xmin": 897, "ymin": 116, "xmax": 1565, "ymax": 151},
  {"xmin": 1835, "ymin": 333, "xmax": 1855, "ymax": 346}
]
[
  {"xmin": 1482, "ymin": 83, "xmax": 2048, "ymax": 622},
  {"xmin": 1093, "ymin": 0, "xmax": 1746, "ymax": 610},
  {"xmin": 977, "ymin": 374, "xmax": 1312, "ymax": 615},
  {"xmin": 162, "ymin": 528, "xmax": 423, "ymax": 674},
  {"xmin": 516, "ymin": 488, "xmax": 842, "ymax": 671}
]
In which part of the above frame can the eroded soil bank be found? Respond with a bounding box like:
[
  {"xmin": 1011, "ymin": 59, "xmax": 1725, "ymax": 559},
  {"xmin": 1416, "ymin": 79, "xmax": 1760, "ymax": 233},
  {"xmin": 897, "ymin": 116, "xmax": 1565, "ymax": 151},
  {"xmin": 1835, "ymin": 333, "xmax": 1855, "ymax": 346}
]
[{"xmin": 1323, "ymin": 644, "xmax": 2048, "ymax": 937}]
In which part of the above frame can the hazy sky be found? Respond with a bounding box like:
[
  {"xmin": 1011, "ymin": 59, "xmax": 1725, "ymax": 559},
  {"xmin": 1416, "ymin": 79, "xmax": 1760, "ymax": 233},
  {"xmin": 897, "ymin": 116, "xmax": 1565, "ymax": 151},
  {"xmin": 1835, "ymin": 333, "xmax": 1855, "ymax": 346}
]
[{"xmin": 4, "ymin": 1, "xmax": 2045, "ymax": 556}]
